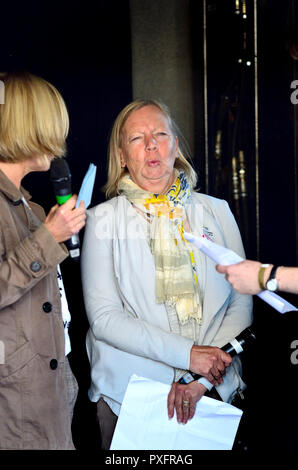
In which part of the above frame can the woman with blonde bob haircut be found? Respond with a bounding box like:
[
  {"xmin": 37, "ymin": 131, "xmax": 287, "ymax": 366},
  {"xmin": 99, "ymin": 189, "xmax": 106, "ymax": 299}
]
[
  {"xmin": 0, "ymin": 71, "xmax": 86, "ymax": 449},
  {"xmin": 82, "ymin": 98, "xmax": 253, "ymax": 449},
  {"xmin": 0, "ymin": 71, "xmax": 69, "ymax": 163}
]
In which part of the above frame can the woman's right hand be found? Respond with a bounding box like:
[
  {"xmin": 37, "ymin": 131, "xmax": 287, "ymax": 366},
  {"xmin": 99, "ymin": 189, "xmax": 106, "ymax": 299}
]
[
  {"xmin": 167, "ymin": 380, "xmax": 207, "ymax": 424},
  {"xmin": 44, "ymin": 195, "xmax": 86, "ymax": 243},
  {"xmin": 189, "ymin": 345, "xmax": 232, "ymax": 386}
]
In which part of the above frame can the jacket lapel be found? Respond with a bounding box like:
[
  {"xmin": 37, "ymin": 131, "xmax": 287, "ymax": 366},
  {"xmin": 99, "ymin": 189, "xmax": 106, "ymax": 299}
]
[{"xmin": 186, "ymin": 197, "xmax": 232, "ymax": 341}]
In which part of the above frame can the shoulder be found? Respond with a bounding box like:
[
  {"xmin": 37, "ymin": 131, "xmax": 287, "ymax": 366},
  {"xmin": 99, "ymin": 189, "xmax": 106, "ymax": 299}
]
[
  {"xmin": 85, "ymin": 196, "xmax": 131, "ymax": 239},
  {"xmin": 189, "ymin": 192, "xmax": 237, "ymax": 239},
  {"xmin": 87, "ymin": 195, "xmax": 129, "ymax": 217},
  {"xmin": 190, "ymin": 191, "xmax": 229, "ymax": 213},
  {"xmin": 86, "ymin": 196, "xmax": 130, "ymax": 219}
]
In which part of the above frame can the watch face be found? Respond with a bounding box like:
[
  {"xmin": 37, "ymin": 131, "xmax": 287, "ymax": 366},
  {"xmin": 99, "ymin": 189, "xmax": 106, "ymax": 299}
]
[{"xmin": 267, "ymin": 278, "xmax": 278, "ymax": 292}]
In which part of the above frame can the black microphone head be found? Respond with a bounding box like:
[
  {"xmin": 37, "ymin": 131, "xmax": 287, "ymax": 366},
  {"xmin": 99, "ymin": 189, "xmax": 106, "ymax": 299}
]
[
  {"xmin": 222, "ymin": 327, "xmax": 256, "ymax": 356},
  {"xmin": 238, "ymin": 327, "xmax": 256, "ymax": 344},
  {"xmin": 50, "ymin": 158, "xmax": 72, "ymax": 196},
  {"xmin": 50, "ymin": 158, "xmax": 71, "ymax": 180}
]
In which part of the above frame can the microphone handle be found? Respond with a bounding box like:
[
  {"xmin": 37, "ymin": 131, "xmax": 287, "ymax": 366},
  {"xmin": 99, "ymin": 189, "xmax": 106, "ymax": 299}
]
[
  {"xmin": 222, "ymin": 338, "xmax": 245, "ymax": 356},
  {"xmin": 56, "ymin": 192, "xmax": 80, "ymax": 261},
  {"xmin": 56, "ymin": 193, "xmax": 72, "ymax": 205},
  {"xmin": 179, "ymin": 340, "xmax": 243, "ymax": 384},
  {"xmin": 65, "ymin": 234, "xmax": 80, "ymax": 261}
]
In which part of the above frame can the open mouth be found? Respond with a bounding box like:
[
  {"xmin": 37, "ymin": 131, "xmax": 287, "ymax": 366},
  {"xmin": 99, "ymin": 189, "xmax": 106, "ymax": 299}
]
[{"xmin": 147, "ymin": 160, "xmax": 160, "ymax": 167}]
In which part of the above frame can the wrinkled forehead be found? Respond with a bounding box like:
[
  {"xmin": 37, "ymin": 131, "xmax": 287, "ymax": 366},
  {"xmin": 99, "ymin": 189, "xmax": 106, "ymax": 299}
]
[{"xmin": 121, "ymin": 105, "xmax": 174, "ymax": 135}]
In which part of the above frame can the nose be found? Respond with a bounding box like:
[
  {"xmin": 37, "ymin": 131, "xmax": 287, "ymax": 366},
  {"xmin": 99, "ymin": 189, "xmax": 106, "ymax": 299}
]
[{"xmin": 145, "ymin": 135, "xmax": 157, "ymax": 151}]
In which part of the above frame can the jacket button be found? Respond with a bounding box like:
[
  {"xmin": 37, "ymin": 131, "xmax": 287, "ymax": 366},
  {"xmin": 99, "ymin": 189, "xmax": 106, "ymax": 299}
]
[
  {"xmin": 30, "ymin": 261, "xmax": 42, "ymax": 272},
  {"xmin": 50, "ymin": 359, "xmax": 58, "ymax": 370},
  {"xmin": 43, "ymin": 302, "xmax": 52, "ymax": 313}
]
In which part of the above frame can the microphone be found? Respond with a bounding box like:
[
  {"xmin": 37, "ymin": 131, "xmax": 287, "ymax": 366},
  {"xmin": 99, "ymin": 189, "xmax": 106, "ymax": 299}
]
[
  {"xmin": 50, "ymin": 158, "xmax": 80, "ymax": 261},
  {"xmin": 179, "ymin": 327, "xmax": 256, "ymax": 384}
]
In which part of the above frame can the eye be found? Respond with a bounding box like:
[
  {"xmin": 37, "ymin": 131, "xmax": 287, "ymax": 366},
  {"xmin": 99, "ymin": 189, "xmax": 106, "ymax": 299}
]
[
  {"xmin": 129, "ymin": 136, "xmax": 141, "ymax": 143},
  {"xmin": 155, "ymin": 132, "xmax": 168, "ymax": 138}
]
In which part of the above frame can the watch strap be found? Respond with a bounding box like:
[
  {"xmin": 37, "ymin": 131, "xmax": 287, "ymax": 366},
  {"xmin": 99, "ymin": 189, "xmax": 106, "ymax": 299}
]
[
  {"xmin": 266, "ymin": 265, "xmax": 278, "ymax": 289},
  {"xmin": 258, "ymin": 264, "xmax": 270, "ymax": 290}
]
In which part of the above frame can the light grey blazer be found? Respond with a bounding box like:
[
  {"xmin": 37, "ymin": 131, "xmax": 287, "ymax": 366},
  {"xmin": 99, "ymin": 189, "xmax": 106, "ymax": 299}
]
[{"xmin": 81, "ymin": 192, "xmax": 253, "ymax": 410}]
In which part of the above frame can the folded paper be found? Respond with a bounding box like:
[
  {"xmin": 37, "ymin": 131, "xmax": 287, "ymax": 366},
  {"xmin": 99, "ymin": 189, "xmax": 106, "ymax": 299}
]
[
  {"xmin": 111, "ymin": 375, "xmax": 243, "ymax": 450},
  {"xmin": 184, "ymin": 231, "xmax": 297, "ymax": 314},
  {"xmin": 76, "ymin": 163, "xmax": 97, "ymax": 209}
]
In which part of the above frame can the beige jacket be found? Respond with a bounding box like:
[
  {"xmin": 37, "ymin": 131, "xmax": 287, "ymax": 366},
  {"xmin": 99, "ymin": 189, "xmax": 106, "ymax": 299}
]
[{"xmin": 0, "ymin": 169, "xmax": 74, "ymax": 449}]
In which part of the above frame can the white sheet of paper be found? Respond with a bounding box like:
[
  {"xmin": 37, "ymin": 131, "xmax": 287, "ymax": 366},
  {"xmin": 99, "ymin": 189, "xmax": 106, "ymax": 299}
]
[
  {"xmin": 110, "ymin": 375, "xmax": 243, "ymax": 450},
  {"xmin": 184, "ymin": 232, "xmax": 297, "ymax": 314},
  {"xmin": 76, "ymin": 163, "xmax": 97, "ymax": 209}
]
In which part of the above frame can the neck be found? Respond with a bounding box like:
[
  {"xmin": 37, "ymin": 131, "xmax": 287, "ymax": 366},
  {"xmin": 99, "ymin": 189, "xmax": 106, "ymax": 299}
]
[
  {"xmin": 0, "ymin": 161, "xmax": 28, "ymax": 189},
  {"xmin": 143, "ymin": 174, "xmax": 176, "ymax": 195}
]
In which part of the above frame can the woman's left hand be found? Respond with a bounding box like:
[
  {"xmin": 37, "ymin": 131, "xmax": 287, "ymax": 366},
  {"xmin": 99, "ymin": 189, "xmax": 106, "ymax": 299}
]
[{"xmin": 167, "ymin": 381, "xmax": 207, "ymax": 424}]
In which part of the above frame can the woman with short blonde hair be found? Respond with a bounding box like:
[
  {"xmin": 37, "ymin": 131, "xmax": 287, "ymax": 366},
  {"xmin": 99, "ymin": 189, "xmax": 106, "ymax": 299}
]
[
  {"xmin": 0, "ymin": 71, "xmax": 69, "ymax": 163},
  {"xmin": 0, "ymin": 71, "xmax": 85, "ymax": 449}
]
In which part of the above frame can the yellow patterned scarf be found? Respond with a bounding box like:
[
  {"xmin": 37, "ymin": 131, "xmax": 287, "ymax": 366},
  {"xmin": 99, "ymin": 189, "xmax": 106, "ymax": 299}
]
[{"xmin": 118, "ymin": 170, "xmax": 202, "ymax": 324}]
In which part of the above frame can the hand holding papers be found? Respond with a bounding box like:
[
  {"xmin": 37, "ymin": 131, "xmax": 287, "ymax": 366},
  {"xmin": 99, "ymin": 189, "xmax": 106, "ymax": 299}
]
[
  {"xmin": 110, "ymin": 375, "xmax": 242, "ymax": 450},
  {"xmin": 184, "ymin": 232, "xmax": 297, "ymax": 314}
]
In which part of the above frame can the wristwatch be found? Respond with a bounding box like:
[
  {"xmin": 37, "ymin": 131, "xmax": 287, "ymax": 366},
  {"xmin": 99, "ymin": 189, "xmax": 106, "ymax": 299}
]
[
  {"xmin": 266, "ymin": 265, "xmax": 279, "ymax": 292},
  {"xmin": 258, "ymin": 263, "xmax": 270, "ymax": 290}
]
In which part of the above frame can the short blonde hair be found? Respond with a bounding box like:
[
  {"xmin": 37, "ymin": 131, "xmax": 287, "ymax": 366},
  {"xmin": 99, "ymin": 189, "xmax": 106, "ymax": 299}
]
[
  {"xmin": 0, "ymin": 71, "xmax": 69, "ymax": 162},
  {"xmin": 104, "ymin": 99, "xmax": 198, "ymax": 198}
]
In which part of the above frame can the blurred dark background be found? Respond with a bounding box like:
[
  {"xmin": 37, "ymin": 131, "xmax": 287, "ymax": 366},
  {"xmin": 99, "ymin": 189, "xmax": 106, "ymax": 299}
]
[{"xmin": 1, "ymin": 0, "xmax": 297, "ymax": 451}]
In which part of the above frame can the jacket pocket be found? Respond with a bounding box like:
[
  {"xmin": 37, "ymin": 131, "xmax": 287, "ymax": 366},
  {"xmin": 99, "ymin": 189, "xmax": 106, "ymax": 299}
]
[
  {"xmin": 0, "ymin": 342, "xmax": 70, "ymax": 449},
  {"xmin": 0, "ymin": 341, "xmax": 37, "ymax": 380},
  {"xmin": 0, "ymin": 341, "xmax": 38, "ymax": 449}
]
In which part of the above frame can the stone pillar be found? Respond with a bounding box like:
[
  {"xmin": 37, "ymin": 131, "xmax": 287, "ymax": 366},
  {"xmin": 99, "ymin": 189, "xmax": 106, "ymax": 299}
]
[{"xmin": 129, "ymin": 0, "xmax": 194, "ymax": 154}]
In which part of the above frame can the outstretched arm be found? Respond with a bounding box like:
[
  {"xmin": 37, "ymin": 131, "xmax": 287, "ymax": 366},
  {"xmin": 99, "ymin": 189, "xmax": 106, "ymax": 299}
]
[{"xmin": 217, "ymin": 260, "xmax": 298, "ymax": 295}]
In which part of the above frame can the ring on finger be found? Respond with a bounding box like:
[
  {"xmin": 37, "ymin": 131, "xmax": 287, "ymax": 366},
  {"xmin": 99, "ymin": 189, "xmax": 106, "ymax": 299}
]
[{"xmin": 183, "ymin": 400, "xmax": 190, "ymax": 407}]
